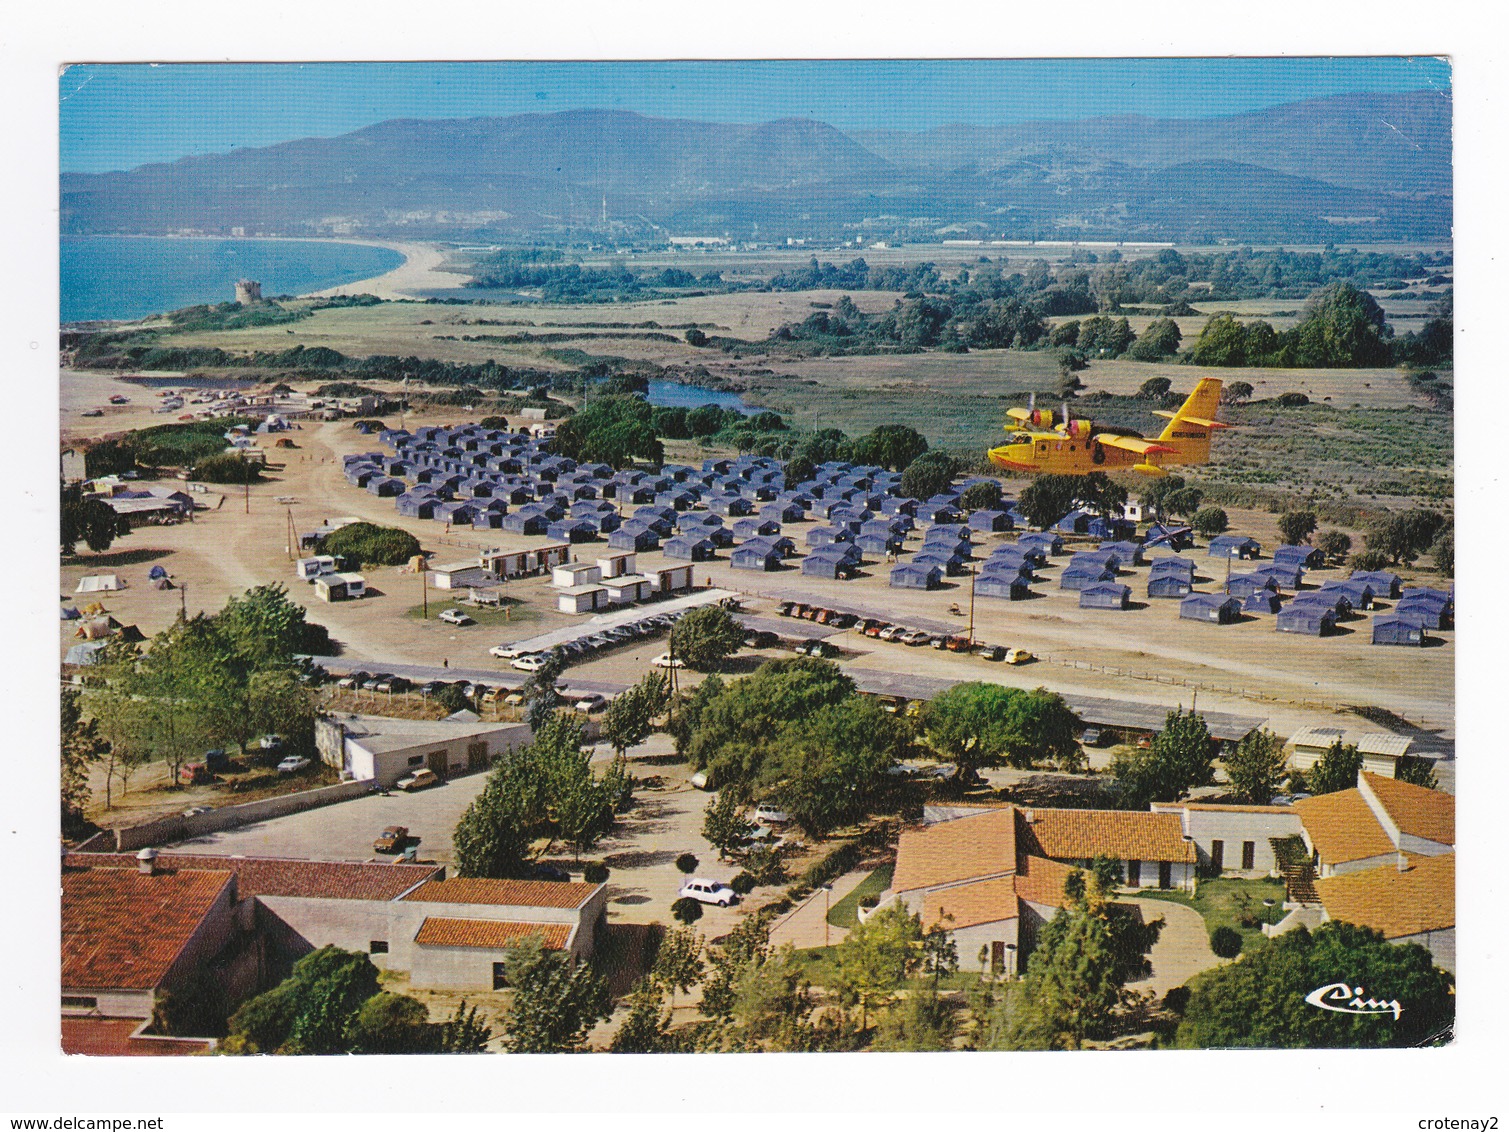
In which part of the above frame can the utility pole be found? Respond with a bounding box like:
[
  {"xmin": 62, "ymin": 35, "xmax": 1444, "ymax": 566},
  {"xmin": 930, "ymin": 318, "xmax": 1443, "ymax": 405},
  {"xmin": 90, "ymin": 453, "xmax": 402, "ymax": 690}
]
[
  {"xmin": 421, "ymin": 564, "xmax": 429, "ymax": 619},
  {"xmin": 244, "ymin": 474, "xmax": 250, "ymax": 515},
  {"xmin": 967, "ymin": 563, "xmax": 977, "ymax": 645}
]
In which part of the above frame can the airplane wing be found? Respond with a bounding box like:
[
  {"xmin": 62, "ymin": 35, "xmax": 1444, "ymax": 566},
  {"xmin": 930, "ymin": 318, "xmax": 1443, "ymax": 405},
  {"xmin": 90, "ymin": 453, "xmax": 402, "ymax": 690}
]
[
  {"xmin": 1098, "ymin": 434, "xmax": 1175, "ymax": 456},
  {"xmin": 1006, "ymin": 408, "xmax": 1034, "ymax": 423}
]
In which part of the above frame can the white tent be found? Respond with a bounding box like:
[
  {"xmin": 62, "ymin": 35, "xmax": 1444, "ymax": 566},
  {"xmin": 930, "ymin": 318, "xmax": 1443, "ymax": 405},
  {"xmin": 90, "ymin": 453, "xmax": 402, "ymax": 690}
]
[{"xmin": 75, "ymin": 574, "xmax": 124, "ymax": 594}]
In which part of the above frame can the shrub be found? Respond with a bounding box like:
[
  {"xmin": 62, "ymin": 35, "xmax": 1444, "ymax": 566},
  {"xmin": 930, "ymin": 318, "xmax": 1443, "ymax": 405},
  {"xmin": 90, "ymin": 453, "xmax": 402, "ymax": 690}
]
[
  {"xmin": 1275, "ymin": 392, "xmax": 1310, "ymax": 407},
  {"xmin": 801, "ymin": 840, "xmax": 862, "ymax": 890},
  {"xmin": 1210, "ymin": 926, "xmax": 1243, "ymax": 959},
  {"xmin": 675, "ymin": 852, "xmax": 699, "ymax": 875},
  {"xmin": 730, "ymin": 872, "xmax": 756, "ymax": 895},
  {"xmin": 1349, "ymin": 549, "xmax": 1392, "ymax": 573},
  {"xmin": 1163, "ymin": 986, "xmax": 1192, "ymax": 1014},
  {"xmin": 744, "ymin": 845, "xmax": 789, "ymax": 887},
  {"xmin": 316, "ymin": 521, "xmax": 422, "ymax": 568},
  {"xmin": 582, "ymin": 862, "xmax": 610, "ymax": 884},
  {"xmin": 671, "ymin": 897, "xmax": 703, "ymax": 924},
  {"xmin": 1192, "ymin": 506, "xmax": 1229, "ymax": 538},
  {"xmin": 191, "ymin": 452, "xmax": 264, "ymax": 484}
]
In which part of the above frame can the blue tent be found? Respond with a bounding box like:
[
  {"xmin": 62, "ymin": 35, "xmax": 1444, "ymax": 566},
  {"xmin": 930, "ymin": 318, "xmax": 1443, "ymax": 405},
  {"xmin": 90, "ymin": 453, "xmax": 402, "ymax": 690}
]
[
  {"xmin": 1320, "ymin": 580, "xmax": 1375, "ymax": 610},
  {"xmin": 913, "ymin": 551, "xmax": 968, "ymax": 576},
  {"xmin": 890, "ymin": 563, "xmax": 942, "ymax": 590},
  {"xmin": 1018, "ymin": 531, "xmax": 1063, "ymax": 556},
  {"xmin": 1251, "ymin": 563, "xmax": 1303, "ymax": 591},
  {"xmin": 148, "ymin": 564, "xmax": 168, "ymax": 580},
  {"xmin": 977, "ymin": 574, "xmax": 1031, "ymax": 601},
  {"xmin": 1147, "ymin": 574, "xmax": 1193, "ymax": 599},
  {"xmin": 1372, "ymin": 614, "xmax": 1428, "ymax": 646},
  {"xmin": 60, "ymin": 605, "xmax": 81, "ymax": 620},
  {"xmin": 609, "ymin": 528, "xmax": 659, "ymax": 552},
  {"xmin": 731, "ymin": 545, "xmax": 782, "ymax": 571},
  {"xmin": 802, "ymin": 550, "xmax": 860, "ymax": 580},
  {"xmin": 1223, "ymin": 573, "xmax": 1279, "ymax": 600},
  {"xmin": 1098, "ymin": 540, "xmax": 1145, "ymax": 567},
  {"xmin": 1276, "ymin": 605, "xmax": 1336, "ymax": 635},
  {"xmin": 1180, "ymin": 593, "xmax": 1242, "ymax": 623},
  {"xmin": 1148, "ymin": 556, "xmax": 1195, "ymax": 577},
  {"xmin": 1208, "ymin": 535, "xmax": 1261, "ymax": 559},
  {"xmin": 1079, "ymin": 582, "xmax": 1131, "ymax": 610},
  {"xmin": 1060, "ymin": 565, "xmax": 1116, "ymax": 591},
  {"xmin": 1273, "ymin": 544, "xmax": 1324, "ymax": 570},
  {"xmin": 1350, "ymin": 570, "xmax": 1403, "ymax": 600},
  {"xmin": 1242, "ymin": 591, "xmax": 1283, "ymax": 614},
  {"xmin": 967, "ymin": 509, "xmax": 1013, "ymax": 532},
  {"xmin": 664, "ymin": 536, "xmax": 716, "ymax": 561}
]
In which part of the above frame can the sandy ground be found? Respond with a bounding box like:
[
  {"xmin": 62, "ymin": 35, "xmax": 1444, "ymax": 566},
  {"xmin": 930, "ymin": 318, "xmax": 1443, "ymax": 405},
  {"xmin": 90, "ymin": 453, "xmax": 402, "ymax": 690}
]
[{"xmin": 304, "ymin": 241, "xmax": 460, "ymax": 301}]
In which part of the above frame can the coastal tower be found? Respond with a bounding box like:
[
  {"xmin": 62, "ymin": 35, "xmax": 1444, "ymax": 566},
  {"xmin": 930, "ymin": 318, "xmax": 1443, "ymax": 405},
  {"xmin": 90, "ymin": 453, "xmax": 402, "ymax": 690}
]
[{"xmin": 235, "ymin": 279, "xmax": 263, "ymax": 305}]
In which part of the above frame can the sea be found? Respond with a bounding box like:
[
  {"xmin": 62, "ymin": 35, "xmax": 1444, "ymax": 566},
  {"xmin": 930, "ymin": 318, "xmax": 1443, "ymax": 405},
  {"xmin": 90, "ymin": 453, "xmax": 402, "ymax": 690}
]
[{"xmin": 60, "ymin": 236, "xmax": 406, "ymax": 324}]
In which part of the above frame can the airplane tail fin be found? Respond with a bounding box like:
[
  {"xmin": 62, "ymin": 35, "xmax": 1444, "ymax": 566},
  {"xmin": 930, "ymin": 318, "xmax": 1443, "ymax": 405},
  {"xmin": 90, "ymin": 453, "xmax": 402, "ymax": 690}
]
[{"xmin": 1156, "ymin": 379, "xmax": 1224, "ymax": 443}]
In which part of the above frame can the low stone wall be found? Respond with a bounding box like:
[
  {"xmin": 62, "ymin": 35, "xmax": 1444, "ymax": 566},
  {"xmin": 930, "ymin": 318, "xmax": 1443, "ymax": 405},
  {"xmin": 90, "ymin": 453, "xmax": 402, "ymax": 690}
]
[{"xmin": 111, "ymin": 777, "xmax": 376, "ymax": 851}]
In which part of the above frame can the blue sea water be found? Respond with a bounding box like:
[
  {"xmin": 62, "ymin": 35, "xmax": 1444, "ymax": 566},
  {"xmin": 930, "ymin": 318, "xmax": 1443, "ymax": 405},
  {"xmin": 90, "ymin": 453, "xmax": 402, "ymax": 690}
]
[{"xmin": 60, "ymin": 236, "xmax": 406, "ymax": 323}]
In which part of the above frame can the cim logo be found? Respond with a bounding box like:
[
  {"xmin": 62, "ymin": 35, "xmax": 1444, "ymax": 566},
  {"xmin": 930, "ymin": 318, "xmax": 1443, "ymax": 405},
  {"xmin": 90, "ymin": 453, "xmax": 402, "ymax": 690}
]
[{"xmin": 1304, "ymin": 981, "xmax": 1402, "ymax": 1020}]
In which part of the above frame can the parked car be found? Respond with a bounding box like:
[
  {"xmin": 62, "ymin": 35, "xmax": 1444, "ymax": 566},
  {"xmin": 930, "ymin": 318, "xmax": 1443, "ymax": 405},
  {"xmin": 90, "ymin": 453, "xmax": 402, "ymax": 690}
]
[
  {"xmin": 744, "ymin": 630, "xmax": 780, "ymax": 649},
  {"xmin": 361, "ymin": 674, "xmax": 390, "ymax": 691},
  {"xmin": 396, "ymin": 768, "xmax": 439, "ymax": 792},
  {"xmin": 777, "ymin": 601, "xmax": 796, "ymax": 617},
  {"xmin": 829, "ymin": 613, "xmax": 858, "ymax": 629},
  {"xmin": 511, "ymin": 654, "xmax": 548, "ymax": 672},
  {"xmin": 490, "ymin": 644, "xmax": 529, "ymax": 659},
  {"xmin": 532, "ymin": 862, "xmax": 572, "ymax": 883},
  {"xmin": 1003, "ymin": 648, "xmax": 1034, "ymax": 665},
  {"xmin": 878, "ymin": 624, "xmax": 906, "ymax": 641},
  {"xmin": 276, "ymin": 756, "xmax": 313, "ymax": 775},
  {"xmin": 796, "ymin": 639, "xmax": 838, "ymax": 658},
  {"xmin": 503, "ymin": 691, "xmax": 526, "ymax": 707},
  {"xmin": 179, "ymin": 762, "xmax": 214, "ymax": 785},
  {"xmin": 863, "ymin": 620, "xmax": 890, "ymax": 638},
  {"xmin": 337, "ymin": 670, "xmax": 370, "ymax": 690},
  {"xmin": 944, "ymin": 636, "xmax": 973, "ymax": 653},
  {"xmin": 258, "ymin": 734, "xmax": 284, "ymax": 752},
  {"xmin": 438, "ymin": 608, "xmax": 475, "ymax": 626},
  {"xmin": 900, "ymin": 630, "xmax": 932, "ymax": 646},
  {"xmin": 481, "ymin": 686, "xmax": 507, "ymax": 704},
  {"xmin": 574, "ymin": 693, "xmax": 607, "ymax": 713},
  {"xmin": 754, "ymin": 802, "xmax": 791, "ymax": 825},
  {"xmin": 652, "ymin": 653, "xmax": 685, "ymax": 669},
  {"xmin": 182, "ymin": 806, "xmax": 212, "ymax": 817},
  {"xmin": 374, "ymin": 675, "xmax": 411, "ymax": 694},
  {"xmin": 978, "ymin": 644, "xmax": 1006, "ymax": 661},
  {"xmin": 373, "ymin": 825, "xmax": 413, "ymax": 854},
  {"xmin": 1080, "ymin": 728, "xmax": 1104, "ymax": 747},
  {"xmin": 418, "ymin": 681, "xmax": 443, "ymax": 698},
  {"xmin": 678, "ymin": 878, "xmax": 739, "ymax": 906}
]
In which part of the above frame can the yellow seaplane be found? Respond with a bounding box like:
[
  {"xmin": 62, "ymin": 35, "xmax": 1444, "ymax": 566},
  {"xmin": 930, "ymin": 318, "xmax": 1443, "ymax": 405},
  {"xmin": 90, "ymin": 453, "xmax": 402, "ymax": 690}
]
[{"xmin": 987, "ymin": 378, "xmax": 1228, "ymax": 478}]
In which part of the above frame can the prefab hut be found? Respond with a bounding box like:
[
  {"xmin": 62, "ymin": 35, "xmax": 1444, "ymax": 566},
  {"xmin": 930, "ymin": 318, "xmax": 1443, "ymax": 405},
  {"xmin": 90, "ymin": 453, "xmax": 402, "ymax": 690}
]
[
  {"xmin": 1276, "ymin": 605, "xmax": 1335, "ymax": 636},
  {"xmin": 890, "ymin": 563, "xmax": 943, "ymax": 590},
  {"xmin": 977, "ymin": 574, "xmax": 1032, "ymax": 601},
  {"xmin": 1059, "ymin": 564, "xmax": 1117, "ymax": 591},
  {"xmin": 1207, "ymin": 535, "xmax": 1261, "ymax": 560},
  {"xmin": 1147, "ymin": 573, "xmax": 1193, "ymax": 599},
  {"xmin": 1350, "ymin": 570, "xmax": 1404, "ymax": 600},
  {"xmin": 1372, "ymin": 614, "xmax": 1429, "ymax": 646},
  {"xmin": 1242, "ymin": 591, "xmax": 1283, "ymax": 614}
]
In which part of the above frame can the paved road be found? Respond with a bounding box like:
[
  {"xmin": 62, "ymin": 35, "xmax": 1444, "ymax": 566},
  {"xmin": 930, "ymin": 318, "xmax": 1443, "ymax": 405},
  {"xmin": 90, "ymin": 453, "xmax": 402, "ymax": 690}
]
[
  {"xmin": 1126, "ymin": 897, "xmax": 1226, "ymax": 997},
  {"xmin": 767, "ymin": 866, "xmax": 872, "ymax": 950}
]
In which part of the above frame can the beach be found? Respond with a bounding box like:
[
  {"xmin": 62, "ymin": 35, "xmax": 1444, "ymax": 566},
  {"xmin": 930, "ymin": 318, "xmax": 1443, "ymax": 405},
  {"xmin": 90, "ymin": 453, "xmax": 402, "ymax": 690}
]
[{"xmin": 304, "ymin": 240, "xmax": 464, "ymax": 300}]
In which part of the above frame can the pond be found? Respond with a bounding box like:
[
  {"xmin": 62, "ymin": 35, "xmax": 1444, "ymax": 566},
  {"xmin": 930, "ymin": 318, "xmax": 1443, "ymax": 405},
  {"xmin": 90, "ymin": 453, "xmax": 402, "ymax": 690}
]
[{"xmin": 644, "ymin": 378, "xmax": 762, "ymax": 416}]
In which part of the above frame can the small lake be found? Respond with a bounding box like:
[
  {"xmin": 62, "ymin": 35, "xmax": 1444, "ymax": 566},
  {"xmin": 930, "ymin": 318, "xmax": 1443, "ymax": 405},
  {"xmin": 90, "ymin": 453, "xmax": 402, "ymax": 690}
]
[{"xmin": 644, "ymin": 378, "xmax": 761, "ymax": 415}]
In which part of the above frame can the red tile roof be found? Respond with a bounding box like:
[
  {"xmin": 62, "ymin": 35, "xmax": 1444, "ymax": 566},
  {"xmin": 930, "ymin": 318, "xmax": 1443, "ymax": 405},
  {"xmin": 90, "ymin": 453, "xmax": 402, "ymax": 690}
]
[
  {"xmin": 921, "ymin": 878, "xmax": 1018, "ymax": 932},
  {"xmin": 413, "ymin": 917, "xmax": 571, "ymax": 950},
  {"xmin": 1314, "ymin": 854, "xmax": 1455, "ymax": 940},
  {"xmin": 892, "ymin": 808, "xmax": 1017, "ymax": 894},
  {"xmin": 1019, "ymin": 809, "xmax": 1197, "ymax": 864},
  {"xmin": 1361, "ymin": 772, "xmax": 1455, "ymax": 847},
  {"xmin": 66, "ymin": 853, "xmax": 441, "ymax": 902},
  {"xmin": 402, "ymin": 877, "xmax": 600, "ymax": 910},
  {"xmin": 1013, "ymin": 855, "xmax": 1078, "ymax": 909},
  {"xmin": 62, "ymin": 865, "xmax": 232, "ymax": 990},
  {"xmin": 61, "ymin": 1017, "xmax": 214, "ymax": 1057},
  {"xmin": 1292, "ymin": 790, "xmax": 1398, "ymax": 865}
]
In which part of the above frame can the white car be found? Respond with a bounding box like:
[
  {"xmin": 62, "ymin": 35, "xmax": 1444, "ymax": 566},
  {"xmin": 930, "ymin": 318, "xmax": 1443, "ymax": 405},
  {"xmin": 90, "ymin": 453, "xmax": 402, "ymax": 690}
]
[
  {"xmin": 574, "ymin": 693, "xmax": 607, "ymax": 713},
  {"xmin": 754, "ymin": 802, "xmax": 791, "ymax": 825},
  {"xmin": 678, "ymin": 878, "xmax": 739, "ymax": 907},
  {"xmin": 438, "ymin": 609, "xmax": 475, "ymax": 626},
  {"xmin": 511, "ymin": 654, "xmax": 548, "ymax": 672},
  {"xmin": 651, "ymin": 653, "xmax": 685, "ymax": 669},
  {"xmin": 276, "ymin": 756, "xmax": 312, "ymax": 775},
  {"xmin": 878, "ymin": 625, "xmax": 908, "ymax": 641},
  {"xmin": 490, "ymin": 644, "xmax": 529, "ymax": 659}
]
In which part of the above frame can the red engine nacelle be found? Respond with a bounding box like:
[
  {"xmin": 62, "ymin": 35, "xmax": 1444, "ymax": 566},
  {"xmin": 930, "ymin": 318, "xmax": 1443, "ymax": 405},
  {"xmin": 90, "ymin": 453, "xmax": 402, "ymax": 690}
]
[
  {"xmin": 1031, "ymin": 408, "xmax": 1055, "ymax": 428},
  {"xmin": 1064, "ymin": 418, "xmax": 1092, "ymax": 440}
]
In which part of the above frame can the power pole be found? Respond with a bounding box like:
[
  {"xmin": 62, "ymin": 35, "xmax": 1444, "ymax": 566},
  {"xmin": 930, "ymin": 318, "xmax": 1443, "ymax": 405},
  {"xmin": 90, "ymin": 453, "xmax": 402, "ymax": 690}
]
[
  {"xmin": 421, "ymin": 565, "xmax": 429, "ymax": 619},
  {"xmin": 967, "ymin": 564, "xmax": 977, "ymax": 645}
]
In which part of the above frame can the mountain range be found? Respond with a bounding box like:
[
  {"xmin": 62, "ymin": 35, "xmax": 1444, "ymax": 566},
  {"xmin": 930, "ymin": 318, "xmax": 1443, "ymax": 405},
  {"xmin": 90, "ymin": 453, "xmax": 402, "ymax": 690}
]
[{"xmin": 60, "ymin": 91, "xmax": 1452, "ymax": 244}]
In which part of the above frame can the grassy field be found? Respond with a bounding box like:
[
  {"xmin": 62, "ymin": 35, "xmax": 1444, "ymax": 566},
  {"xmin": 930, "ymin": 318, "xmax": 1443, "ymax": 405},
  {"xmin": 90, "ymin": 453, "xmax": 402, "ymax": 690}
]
[
  {"xmin": 402, "ymin": 598, "xmax": 541, "ymax": 626},
  {"xmin": 1136, "ymin": 876, "xmax": 1288, "ymax": 952}
]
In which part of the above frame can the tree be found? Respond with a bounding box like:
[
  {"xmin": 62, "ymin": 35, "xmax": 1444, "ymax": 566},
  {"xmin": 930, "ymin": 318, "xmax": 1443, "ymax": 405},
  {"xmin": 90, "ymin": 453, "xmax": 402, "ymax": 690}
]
[
  {"xmin": 436, "ymin": 999, "xmax": 494, "ymax": 1052},
  {"xmin": 1396, "ymin": 757, "xmax": 1440, "ymax": 790},
  {"xmin": 1221, "ymin": 380, "xmax": 1255, "ymax": 404},
  {"xmin": 1431, "ymin": 526, "xmax": 1453, "ymax": 578},
  {"xmin": 702, "ymin": 790, "xmax": 756, "ymax": 859},
  {"xmin": 499, "ymin": 936, "xmax": 612, "ymax": 1053},
  {"xmin": 1316, "ymin": 529, "xmax": 1353, "ymax": 564},
  {"xmin": 684, "ymin": 327, "xmax": 708, "ymax": 347},
  {"xmin": 521, "ymin": 647, "xmax": 566, "ymax": 731},
  {"xmin": 225, "ymin": 946, "xmax": 382, "ymax": 1055},
  {"xmin": 61, "ymin": 688, "xmax": 105, "ymax": 834},
  {"xmin": 1126, "ymin": 318, "xmax": 1182, "ymax": 361},
  {"xmin": 1141, "ymin": 474, "xmax": 1203, "ymax": 522},
  {"xmin": 1277, "ymin": 511, "xmax": 1318, "ymax": 546},
  {"xmin": 1349, "ymin": 549, "xmax": 1392, "ymax": 573},
  {"xmin": 832, "ymin": 903, "xmax": 923, "ymax": 1031},
  {"xmin": 1017, "ymin": 472, "xmax": 1125, "ymax": 531},
  {"xmin": 1365, "ymin": 505, "xmax": 1445, "ymax": 565},
  {"xmin": 1280, "ymin": 283, "xmax": 1394, "ymax": 368},
  {"xmin": 1192, "ymin": 506, "xmax": 1229, "ymax": 538},
  {"xmin": 651, "ymin": 926, "xmax": 705, "ymax": 1010},
  {"xmin": 669, "ymin": 605, "xmax": 745, "ymax": 671},
  {"xmin": 217, "ymin": 583, "xmax": 328, "ymax": 665},
  {"xmin": 1135, "ymin": 376, "xmax": 1173, "ymax": 400},
  {"xmin": 846, "ymin": 424, "xmax": 928, "ymax": 471},
  {"xmin": 315, "ymin": 521, "xmax": 420, "ymax": 567},
  {"xmin": 773, "ymin": 695, "xmax": 906, "ymax": 837},
  {"xmin": 609, "ymin": 980, "xmax": 678, "ymax": 1052},
  {"xmin": 601, "ymin": 670, "xmax": 669, "ymax": 756},
  {"xmin": 1176, "ymin": 922, "xmax": 1454, "ymax": 1048},
  {"xmin": 671, "ymin": 897, "xmax": 703, "ymax": 925},
  {"xmin": 898, "ymin": 451, "xmax": 959, "ymax": 501},
  {"xmin": 984, "ymin": 866, "xmax": 1161, "ymax": 1049},
  {"xmin": 61, "ymin": 482, "xmax": 127, "ymax": 556},
  {"xmin": 728, "ymin": 944, "xmax": 830, "ymax": 1051},
  {"xmin": 552, "ymin": 394, "xmax": 662, "ymax": 468},
  {"xmin": 347, "ymin": 991, "xmax": 435, "ymax": 1054},
  {"xmin": 434, "ymin": 682, "xmax": 475, "ymax": 715},
  {"xmin": 1112, "ymin": 707, "xmax": 1215, "ymax": 807},
  {"xmin": 959, "ymin": 480, "xmax": 1002, "ymax": 512},
  {"xmin": 1223, "ymin": 728, "xmax": 1288, "ymax": 805},
  {"xmin": 920, "ymin": 682, "xmax": 1080, "ymax": 776},
  {"xmin": 1308, "ymin": 738, "xmax": 1363, "ymax": 795}
]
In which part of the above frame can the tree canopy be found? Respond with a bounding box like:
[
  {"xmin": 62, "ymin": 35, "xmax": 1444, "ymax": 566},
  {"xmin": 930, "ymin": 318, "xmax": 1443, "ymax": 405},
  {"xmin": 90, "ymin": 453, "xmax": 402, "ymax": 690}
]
[
  {"xmin": 668, "ymin": 604, "xmax": 746, "ymax": 671},
  {"xmin": 1223, "ymin": 728, "xmax": 1288, "ymax": 805},
  {"xmin": 1017, "ymin": 472, "xmax": 1127, "ymax": 530},
  {"xmin": 1176, "ymin": 922, "xmax": 1454, "ymax": 1048},
  {"xmin": 1111, "ymin": 707, "xmax": 1215, "ymax": 807},
  {"xmin": 919, "ymin": 682, "xmax": 1081, "ymax": 775},
  {"xmin": 61, "ymin": 482, "xmax": 127, "ymax": 556}
]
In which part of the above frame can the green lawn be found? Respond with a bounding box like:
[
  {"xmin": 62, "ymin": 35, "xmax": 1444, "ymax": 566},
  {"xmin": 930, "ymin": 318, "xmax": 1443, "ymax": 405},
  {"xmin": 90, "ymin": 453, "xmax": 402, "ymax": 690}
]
[
  {"xmin": 827, "ymin": 864, "xmax": 894, "ymax": 929},
  {"xmin": 1136, "ymin": 876, "xmax": 1288, "ymax": 952}
]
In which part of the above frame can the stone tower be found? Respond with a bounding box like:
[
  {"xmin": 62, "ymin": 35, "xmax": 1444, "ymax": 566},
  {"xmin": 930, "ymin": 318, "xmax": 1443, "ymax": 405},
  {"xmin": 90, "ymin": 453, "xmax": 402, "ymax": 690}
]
[{"xmin": 235, "ymin": 279, "xmax": 263, "ymax": 305}]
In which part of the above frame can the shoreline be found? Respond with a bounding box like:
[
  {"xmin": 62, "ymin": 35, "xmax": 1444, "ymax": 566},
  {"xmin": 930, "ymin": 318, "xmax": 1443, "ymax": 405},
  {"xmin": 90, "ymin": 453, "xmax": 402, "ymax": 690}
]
[{"xmin": 300, "ymin": 239, "xmax": 469, "ymax": 301}]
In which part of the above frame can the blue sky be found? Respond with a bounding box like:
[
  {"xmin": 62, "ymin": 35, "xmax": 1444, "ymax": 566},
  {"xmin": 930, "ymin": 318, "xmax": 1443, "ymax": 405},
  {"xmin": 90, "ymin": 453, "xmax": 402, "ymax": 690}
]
[{"xmin": 59, "ymin": 57, "xmax": 1451, "ymax": 174}]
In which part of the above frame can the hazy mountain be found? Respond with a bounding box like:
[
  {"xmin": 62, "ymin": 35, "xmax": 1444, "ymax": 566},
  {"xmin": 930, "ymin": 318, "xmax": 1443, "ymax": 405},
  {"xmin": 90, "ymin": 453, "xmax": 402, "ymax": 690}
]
[{"xmin": 60, "ymin": 93, "xmax": 1451, "ymax": 244}]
